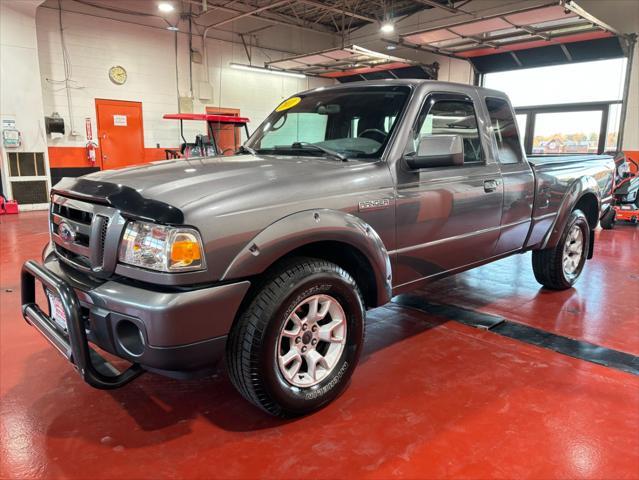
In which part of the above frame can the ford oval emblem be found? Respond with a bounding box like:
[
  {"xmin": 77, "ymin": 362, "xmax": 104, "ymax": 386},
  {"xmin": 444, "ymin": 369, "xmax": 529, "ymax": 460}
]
[{"xmin": 58, "ymin": 222, "xmax": 76, "ymax": 244}]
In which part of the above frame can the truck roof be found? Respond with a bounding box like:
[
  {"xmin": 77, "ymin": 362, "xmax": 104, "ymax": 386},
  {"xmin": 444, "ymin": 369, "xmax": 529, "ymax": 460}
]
[{"xmin": 300, "ymin": 78, "xmax": 508, "ymax": 101}]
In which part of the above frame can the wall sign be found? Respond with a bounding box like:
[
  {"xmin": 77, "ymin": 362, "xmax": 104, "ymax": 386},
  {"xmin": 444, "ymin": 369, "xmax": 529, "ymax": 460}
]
[{"xmin": 113, "ymin": 115, "xmax": 127, "ymax": 126}]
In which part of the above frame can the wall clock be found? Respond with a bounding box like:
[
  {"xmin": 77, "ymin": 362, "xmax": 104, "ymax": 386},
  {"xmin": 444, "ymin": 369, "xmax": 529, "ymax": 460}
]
[{"xmin": 109, "ymin": 65, "xmax": 127, "ymax": 85}]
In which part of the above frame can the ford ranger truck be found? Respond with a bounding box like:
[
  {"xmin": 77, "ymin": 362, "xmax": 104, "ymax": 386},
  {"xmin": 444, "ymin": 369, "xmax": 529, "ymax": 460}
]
[{"xmin": 22, "ymin": 80, "xmax": 615, "ymax": 416}]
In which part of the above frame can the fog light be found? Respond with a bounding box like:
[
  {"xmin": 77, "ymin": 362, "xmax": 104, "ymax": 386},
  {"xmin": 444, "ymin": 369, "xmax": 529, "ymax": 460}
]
[{"xmin": 116, "ymin": 320, "xmax": 145, "ymax": 357}]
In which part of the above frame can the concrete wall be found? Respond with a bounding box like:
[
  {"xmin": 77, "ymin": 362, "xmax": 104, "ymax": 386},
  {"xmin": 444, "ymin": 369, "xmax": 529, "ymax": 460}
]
[
  {"xmin": 0, "ymin": 0, "xmax": 50, "ymax": 205},
  {"xmin": 35, "ymin": 6, "xmax": 334, "ymax": 155}
]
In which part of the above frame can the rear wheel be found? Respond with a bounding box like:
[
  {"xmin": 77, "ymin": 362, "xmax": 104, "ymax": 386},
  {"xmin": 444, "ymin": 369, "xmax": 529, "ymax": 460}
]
[
  {"xmin": 532, "ymin": 209, "xmax": 590, "ymax": 290},
  {"xmin": 226, "ymin": 257, "xmax": 365, "ymax": 417}
]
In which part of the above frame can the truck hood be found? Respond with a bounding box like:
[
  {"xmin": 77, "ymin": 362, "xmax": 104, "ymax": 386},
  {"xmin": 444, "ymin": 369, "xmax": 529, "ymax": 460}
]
[{"xmin": 83, "ymin": 154, "xmax": 354, "ymax": 211}]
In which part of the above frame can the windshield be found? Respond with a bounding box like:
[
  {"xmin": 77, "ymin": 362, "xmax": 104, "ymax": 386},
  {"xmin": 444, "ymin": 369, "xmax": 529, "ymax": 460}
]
[{"xmin": 245, "ymin": 85, "xmax": 411, "ymax": 160}]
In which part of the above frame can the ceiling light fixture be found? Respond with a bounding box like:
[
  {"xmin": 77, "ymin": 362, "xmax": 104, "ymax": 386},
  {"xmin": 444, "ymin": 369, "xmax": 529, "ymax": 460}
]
[
  {"xmin": 380, "ymin": 21, "xmax": 395, "ymax": 34},
  {"xmin": 386, "ymin": 44, "xmax": 397, "ymax": 50},
  {"xmin": 158, "ymin": 3, "xmax": 174, "ymax": 13},
  {"xmin": 229, "ymin": 63, "xmax": 306, "ymax": 79},
  {"xmin": 167, "ymin": 25, "xmax": 179, "ymax": 31}
]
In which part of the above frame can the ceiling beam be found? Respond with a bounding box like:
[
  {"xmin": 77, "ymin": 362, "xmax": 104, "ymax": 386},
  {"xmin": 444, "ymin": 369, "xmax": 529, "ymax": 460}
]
[
  {"xmin": 205, "ymin": 0, "xmax": 291, "ymax": 28},
  {"xmin": 295, "ymin": 0, "xmax": 378, "ymax": 24},
  {"xmin": 413, "ymin": 0, "xmax": 461, "ymax": 15},
  {"xmin": 189, "ymin": 0, "xmax": 335, "ymax": 36}
]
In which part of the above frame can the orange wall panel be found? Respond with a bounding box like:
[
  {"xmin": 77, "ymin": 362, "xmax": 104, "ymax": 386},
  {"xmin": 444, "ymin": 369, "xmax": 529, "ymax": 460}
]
[
  {"xmin": 48, "ymin": 146, "xmax": 102, "ymax": 169},
  {"xmin": 144, "ymin": 148, "xmax": 168, "ymax": 162},
  {"xmin": 48, "ymin": 147, "xmax": 174, "ymax": 170}
]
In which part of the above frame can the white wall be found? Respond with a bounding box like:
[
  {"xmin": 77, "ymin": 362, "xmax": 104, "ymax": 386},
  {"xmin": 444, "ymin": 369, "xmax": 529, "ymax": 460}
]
[
  {"xmin": 35, "ymin": 6, "xmax": 334, "ymax": 150},
  {"xmin": 0, "ymin": 0, "xmax": 50, "ymax": 200}
]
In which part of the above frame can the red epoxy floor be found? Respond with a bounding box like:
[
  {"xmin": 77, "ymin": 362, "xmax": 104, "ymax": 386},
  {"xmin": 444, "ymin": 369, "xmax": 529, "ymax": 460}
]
[{"xmin": 1, "ymin": 212, "xmax": 638, "ymax": 479}]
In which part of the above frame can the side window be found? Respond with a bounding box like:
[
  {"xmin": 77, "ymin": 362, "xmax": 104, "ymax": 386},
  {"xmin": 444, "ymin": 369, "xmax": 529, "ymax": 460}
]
[
  {"xmin": 485, "ymin": 97, "xmax": 524, "ymax": 164},
  {"xmin": 413, "ymin": 99, "xmax": 484, "ymax": 164}
]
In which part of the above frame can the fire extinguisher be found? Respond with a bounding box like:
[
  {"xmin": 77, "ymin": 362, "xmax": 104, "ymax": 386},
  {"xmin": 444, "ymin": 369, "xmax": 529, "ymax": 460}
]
[
  {"xmin": 85, "ymin": 117, "xmax": 98, "ymax": 165},
  {"xmin": 86, "ymin": 140, "xmax": 98, "ymax": 164}
]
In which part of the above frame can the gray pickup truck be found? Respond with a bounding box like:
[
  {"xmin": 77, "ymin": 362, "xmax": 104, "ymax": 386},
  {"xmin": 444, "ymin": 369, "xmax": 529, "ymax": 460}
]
[{"xmin": 22, "ymin": 80, "xmax": 615, "ymax": 416}]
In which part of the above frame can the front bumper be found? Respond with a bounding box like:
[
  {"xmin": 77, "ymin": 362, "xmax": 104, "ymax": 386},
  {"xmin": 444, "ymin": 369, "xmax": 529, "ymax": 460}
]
[{"xmin": 21, "ymin": 249, "xmax": 250, "ymax": 388}]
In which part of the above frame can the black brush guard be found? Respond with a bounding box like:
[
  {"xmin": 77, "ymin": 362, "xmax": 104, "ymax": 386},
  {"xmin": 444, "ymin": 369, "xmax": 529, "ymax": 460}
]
[{"xmin": 21, "ymin": 260, "xmax": 143, "ymax": 389}]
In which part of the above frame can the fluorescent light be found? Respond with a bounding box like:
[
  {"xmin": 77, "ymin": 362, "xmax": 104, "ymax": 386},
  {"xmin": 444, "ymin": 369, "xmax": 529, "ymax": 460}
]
[
  {"xmin": 158, "ymin": 3, "xmax": 174, "ymax": 12},
  {"xmin": 380, "ymin": 22, "xmax": 395, "ymax": 33},
  {"xmin": 229, "ymin": 63, "xmax": 305, "ymax": 79},
  {"xmin": 167, "ymin": 25, "xmax": 179, "ymax": 31}
]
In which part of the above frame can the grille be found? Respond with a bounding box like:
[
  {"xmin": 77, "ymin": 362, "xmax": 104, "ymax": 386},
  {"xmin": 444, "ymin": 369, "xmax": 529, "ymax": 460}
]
[
  {"xmin": 96, "ymin": 215, "xmax": 110, "ymax": 265},
  {"xmin": 52, "ymin": 203, "xmax": 93, "ymax": 224},
  {"xmin": 50, "ymin": 195, "xmax": 121, "ymax": 276},
  {"xmin": 51, "ymin": 204, "xmax": 92, "ymax": 270},
  {"xmin": 10, "ymin": 181, "xmax": 49, "ymax": 204},
  {"xmin": 55, "ymin": 244, "xmax": 92, "ymax": 269}
]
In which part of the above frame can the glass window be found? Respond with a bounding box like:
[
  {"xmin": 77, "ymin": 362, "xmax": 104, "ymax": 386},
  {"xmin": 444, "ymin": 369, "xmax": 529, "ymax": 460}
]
[
  {"xmin": 247, "ymin": 86, "xmax": 411, "ymax": 160},
  {"xmin": 483, "ymin": 58, "xmax": 627, "ymax": 107},
  {"xmin": 485, "ymin": 97, "xmax": 524, "ymax": 164},
  {"xmin": 605, "ymin": 103, "xmax": 622, "ymax": 152},
  {"xmin": 516, "ymin": 114, "xmax": 527, "ymax": 143},
  {"xmin": 413, "ymin": 99, "xmax": 483, "ymax": 164},
  {"xmin": 532, "ymin": 110, "xmax": 602, "ymax": 154},
  {"xmin": 261, "ymin": 113, "xmax": 327, "ymax": 147}
]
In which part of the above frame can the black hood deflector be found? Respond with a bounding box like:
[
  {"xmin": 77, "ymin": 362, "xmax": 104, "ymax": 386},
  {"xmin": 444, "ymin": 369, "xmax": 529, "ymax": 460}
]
[{"xmin": 52, "ymin": 178, "xmax": 184, "ymax": 224}]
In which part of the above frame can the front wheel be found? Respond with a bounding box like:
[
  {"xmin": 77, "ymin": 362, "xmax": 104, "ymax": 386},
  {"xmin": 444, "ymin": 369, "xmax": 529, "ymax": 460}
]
[
  {"xmin": 532, "ymin": 209, "xmax": 590, "ymax": 290},
  {"xmin": 600, "ymin": 207, "xmax": 616, "ymax": 230},
  {"xmin": 226, "ymin": 257, "xmax": 365, "ymax": 417}
]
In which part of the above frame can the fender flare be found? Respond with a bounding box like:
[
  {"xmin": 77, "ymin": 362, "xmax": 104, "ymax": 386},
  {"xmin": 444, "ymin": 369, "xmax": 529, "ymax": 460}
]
[
  {"xmin": 221, "ymin": 209, "xmax": 392, "ymax": 307},
  {"xmin": 541, "ymin": 176, "xmax": 600, "ymax": 250}
]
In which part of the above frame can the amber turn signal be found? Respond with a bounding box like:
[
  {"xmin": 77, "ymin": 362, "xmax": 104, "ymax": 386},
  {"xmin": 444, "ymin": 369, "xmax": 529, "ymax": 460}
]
[{"xmin": 170, "ymin": 238, "xmax": 202, "ymax": 266}]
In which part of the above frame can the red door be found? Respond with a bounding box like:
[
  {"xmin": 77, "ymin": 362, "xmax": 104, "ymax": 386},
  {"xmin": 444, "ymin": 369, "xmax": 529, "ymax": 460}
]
[
  {"xmin": 206, "ymin": 107, "xmax": 241, "ymax": 155},
  {"xmin": 95, "ymin": 99, "xmax": 145, "ymax": 169}
]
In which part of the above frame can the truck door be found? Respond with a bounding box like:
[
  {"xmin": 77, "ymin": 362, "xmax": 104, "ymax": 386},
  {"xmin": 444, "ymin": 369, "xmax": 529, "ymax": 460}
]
[
  {"xmin": 393, "ymin": 92, "xmax": 503, "ymax": 287},
  {"xmin": 482, "ymin": 96, "xmax": 535, "ymax": 254}
]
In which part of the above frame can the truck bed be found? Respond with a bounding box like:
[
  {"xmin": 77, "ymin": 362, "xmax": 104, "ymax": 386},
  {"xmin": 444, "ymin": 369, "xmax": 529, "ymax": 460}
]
[
  {"xmin": 527, "ymin": 154, "xmax": 614, "ymax": 167},
  {"xmin": 527, "ymin": 153, "xmax": 616, "ymax": 248}
]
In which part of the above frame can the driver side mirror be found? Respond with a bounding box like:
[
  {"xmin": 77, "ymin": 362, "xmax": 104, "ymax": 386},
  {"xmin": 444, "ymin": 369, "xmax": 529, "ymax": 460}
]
[{"xmin": 405, "ymin": 134, "xmax": 464, "ymax": 169}]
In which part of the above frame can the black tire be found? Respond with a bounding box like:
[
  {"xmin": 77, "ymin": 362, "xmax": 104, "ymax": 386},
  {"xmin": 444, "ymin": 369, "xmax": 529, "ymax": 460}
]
[
  {"xmin": 600, "ymin": 208, "xmax": 616, "ymax": 230},
  {"xmin": 226, "ymin": 257, "xmax": 365, "ymax": 417},
  {"xmin": 532, "ymin": 209, "xmax": 590, "ymax": 290}
]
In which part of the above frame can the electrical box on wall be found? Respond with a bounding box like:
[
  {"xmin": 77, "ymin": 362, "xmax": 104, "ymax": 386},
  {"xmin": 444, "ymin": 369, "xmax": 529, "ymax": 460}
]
[
  {"xmin": 198, "ymin": 82, "xmax": 213, "ymax": 100},
  {"xmin": 2, "ymin": 118, "xmax": 21, "ymax": 149},
  {"xmin": 191, "ymin": 49, "xmax": 203, "ymax": 64},
  {"xmin": 179, "ymin": 96, "xmax": 194, "ymax": 113}
]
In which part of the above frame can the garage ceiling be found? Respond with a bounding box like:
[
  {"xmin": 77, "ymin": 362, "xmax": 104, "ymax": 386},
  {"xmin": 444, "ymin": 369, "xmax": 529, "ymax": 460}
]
[
  {"xmin": 392, "ymin": 1, "xmax": 633, "ymax": 61},
  {"xmin": 45, "ymin": 0, "xmax": 456, "ymax": 37},
  {"xmin": 265, "ymin": 44, "xmax": 439, "ymax": 81}
]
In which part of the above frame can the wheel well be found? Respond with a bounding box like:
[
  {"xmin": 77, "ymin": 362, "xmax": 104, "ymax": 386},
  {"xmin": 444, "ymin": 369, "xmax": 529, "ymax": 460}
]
[
  {"xmin": 272, "ymin": 241, "xmax": 378, "ymax": 309},
  {"xmin": 573, "ymin": 193, "xmax": 599, "ymax": 229}
]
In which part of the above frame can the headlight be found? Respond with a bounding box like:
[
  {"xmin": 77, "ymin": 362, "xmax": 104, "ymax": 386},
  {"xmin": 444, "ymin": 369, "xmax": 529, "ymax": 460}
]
[{"xmin": 118, "ymin": 221, "xmax": 205, "ymax": 272}]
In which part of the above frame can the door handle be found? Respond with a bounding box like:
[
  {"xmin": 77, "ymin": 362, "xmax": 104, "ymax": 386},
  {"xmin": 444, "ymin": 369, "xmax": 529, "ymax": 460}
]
[{"xmin": 484, "ymin": 179, "xmax": 498, "ymax": 193}]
